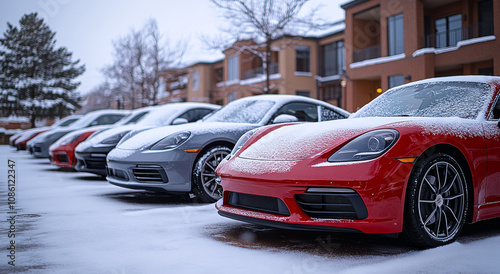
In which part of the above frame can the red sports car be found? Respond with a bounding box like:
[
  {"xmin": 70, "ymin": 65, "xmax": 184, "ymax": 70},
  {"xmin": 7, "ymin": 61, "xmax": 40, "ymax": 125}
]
[
  {"xmin": 216, "ymin": 76, "xmax": 500, "ymax": 248},
  {"xmin": 49, "ymin": 127, "xmax": 102, "ymax": 169}
]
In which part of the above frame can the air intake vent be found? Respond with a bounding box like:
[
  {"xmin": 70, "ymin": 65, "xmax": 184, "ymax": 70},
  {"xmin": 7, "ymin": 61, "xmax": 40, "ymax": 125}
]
[
  {"xmin": 132, "ymin": 165, "xmax": 167, "ymax": 183},
  {"xmin": 228, "ymin": 192, "xmax": 290, "ymax": 216},
  {"xmin": 295, "ymin": 192, "xmax": 368, "ymax": 220}
]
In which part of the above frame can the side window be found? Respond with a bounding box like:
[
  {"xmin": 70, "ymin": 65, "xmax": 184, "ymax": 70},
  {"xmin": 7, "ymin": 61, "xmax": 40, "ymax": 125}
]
[
  {"xmin": 177, "ymin": 108, "xmax": 214, "ymax": 123},
  {"xmin": 320, "ymin": 106, "xmax": 346, "ymax": 121},
  {"xmin": 92, "ymin": 114, "xmax": 125, "ymax": 126},
  {"xmin": 273, "ymin": 102, "xmax": 318, "ymax": 122},
  {"xmin": 490, "ymin": 96, "xmax": 500, "ymax": 120}
]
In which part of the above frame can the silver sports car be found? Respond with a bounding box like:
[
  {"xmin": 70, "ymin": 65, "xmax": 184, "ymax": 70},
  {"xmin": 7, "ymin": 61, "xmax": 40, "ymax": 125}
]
[
  {"xmin": 75, "ymin": 102, "xmax": 220, "ymax": 176},
  {"xmin": 106, "ymin": 95, "xmax": 349, "ymax": 202}
]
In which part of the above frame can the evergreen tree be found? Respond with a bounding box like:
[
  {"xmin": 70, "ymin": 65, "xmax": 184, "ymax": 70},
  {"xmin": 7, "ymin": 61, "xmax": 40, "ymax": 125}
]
[{"xmin": 0, "ymin": 13, "xmax": 85, "ymax": 127}]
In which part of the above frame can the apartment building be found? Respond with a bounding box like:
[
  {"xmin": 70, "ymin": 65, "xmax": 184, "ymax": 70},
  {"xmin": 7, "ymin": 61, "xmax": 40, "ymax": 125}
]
[
  {"xmin": 161, "ymin": 0, "xmax": 499, "ymax": 113},
  {"xmin": 343, "ymin": 0, "xmax": 499, "ymax": 111}
]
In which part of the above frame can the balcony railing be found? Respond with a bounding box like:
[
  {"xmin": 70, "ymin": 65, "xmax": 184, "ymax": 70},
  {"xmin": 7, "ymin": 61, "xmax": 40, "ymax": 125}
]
[
  {"xmin": 241, "ymin": 63, "xmax": 279, "ymax": 80},
  {"xmin": 353, "ymin": 45, "xmax": 381, "ymax": 63},
  {"xmin": 424, "ymin": 21, "xmax": 494, "ymax": 48}
]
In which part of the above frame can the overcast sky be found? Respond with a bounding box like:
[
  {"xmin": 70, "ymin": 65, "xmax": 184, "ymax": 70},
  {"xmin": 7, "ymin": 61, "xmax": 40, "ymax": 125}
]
[{"xmin": 0, "ymin": 0, "xmax": 345, "ymax": 95}]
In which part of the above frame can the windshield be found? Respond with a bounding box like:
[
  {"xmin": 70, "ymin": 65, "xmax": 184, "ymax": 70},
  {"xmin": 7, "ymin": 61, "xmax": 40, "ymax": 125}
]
[
  {"xmin": 204, "ymin": 99, "xmax": 275, "ymax": 124},
  {"xmin": 139, "ymin": 109, "xmax": 179, "ymax": 126},
  {"xmin": 352, "ymin": 82, "xmax": 491, "ymax": 119},
  {"xmin": 115, "ymin": 111, "xmax": 149, "ymax": 126}
]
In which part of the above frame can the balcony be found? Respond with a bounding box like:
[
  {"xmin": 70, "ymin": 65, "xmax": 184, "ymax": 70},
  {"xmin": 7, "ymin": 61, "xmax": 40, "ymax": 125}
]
[
  {"xmin": 353, "ymin": 45, "xmax": 381, "ymax": 63},
  {"xmin": 424, "ymin": 21, "xmax": 494, "ymax": 48},
  {"xmin": 241, "ymin": 63, "xmax": 279, "ymax": 80}
]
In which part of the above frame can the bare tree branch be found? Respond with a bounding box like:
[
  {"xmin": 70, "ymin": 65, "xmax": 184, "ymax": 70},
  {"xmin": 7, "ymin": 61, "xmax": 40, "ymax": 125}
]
[{"xmin": 206, "ymin": 0, "xmax": 332, "ymax": 93}]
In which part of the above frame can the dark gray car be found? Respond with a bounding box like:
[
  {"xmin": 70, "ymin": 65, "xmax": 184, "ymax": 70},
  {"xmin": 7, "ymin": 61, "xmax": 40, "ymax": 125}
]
[{"xmin": 106, "ymin": 95, "xmax": 349, "ymax": 202}]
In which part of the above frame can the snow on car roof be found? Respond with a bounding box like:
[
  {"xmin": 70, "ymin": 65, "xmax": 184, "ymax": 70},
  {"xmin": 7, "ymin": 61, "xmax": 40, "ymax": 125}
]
[
  {"xmin": 68, "ymin": 109, "xmax": 131, "ymax": 129},
  {"xmin": 397, "ymin": 75, "xmax": 500, "ymax": 87}
]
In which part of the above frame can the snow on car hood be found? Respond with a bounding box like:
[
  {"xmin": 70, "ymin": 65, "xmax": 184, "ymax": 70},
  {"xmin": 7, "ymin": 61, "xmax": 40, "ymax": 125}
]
[
  {"xmin": 79, "ymin": 124, "xmax": 142, "ymax": 148},
  {"xmin": 238, "ymin": 117, "xmax": 484, "ymax": 161},
  {"xmin": 117, "ymin": 122, "xmax": 255, "ymax": 150}
]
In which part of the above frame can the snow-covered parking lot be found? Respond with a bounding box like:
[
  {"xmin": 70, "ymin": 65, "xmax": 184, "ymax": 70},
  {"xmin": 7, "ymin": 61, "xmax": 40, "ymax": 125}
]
[{"xmin": 2, "ymin": 144, "xmax": 500, "ymax": 273}]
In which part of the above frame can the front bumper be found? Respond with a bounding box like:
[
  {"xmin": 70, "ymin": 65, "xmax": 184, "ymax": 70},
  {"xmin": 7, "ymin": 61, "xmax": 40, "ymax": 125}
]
[
  {"xmin": 32, "ymin": 142, "xmax": 50, "ymax": 158},
  {"xmin": 75, "ymin": 147, "xmax": 114, "ymax": 176},
  {"xmin": 49, "ymin": 149, "xmax": 75, "ymax": 168},
  {"xmin": 216, "ymin": 156, "xmax": 414, "ymax": 234},
  {"xmin": 105, "ymin": 148, "xmax": 198, "ymax": 193}
]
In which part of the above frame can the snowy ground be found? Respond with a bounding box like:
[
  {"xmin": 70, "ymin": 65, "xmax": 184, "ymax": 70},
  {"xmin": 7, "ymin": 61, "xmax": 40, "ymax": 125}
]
[{"xmin": 1, "ymin": 145, "xmax": 500, "ymax": 274}]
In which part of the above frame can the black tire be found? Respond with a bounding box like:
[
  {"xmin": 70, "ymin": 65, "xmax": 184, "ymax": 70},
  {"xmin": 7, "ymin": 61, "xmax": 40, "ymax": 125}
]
[
  {"xmin": 404, "ymin": 153, "xmax": 468, "ymax": 248},
  {"xmin": 192, "ymin": 146, "xmax": 231, "ymax": 203}
]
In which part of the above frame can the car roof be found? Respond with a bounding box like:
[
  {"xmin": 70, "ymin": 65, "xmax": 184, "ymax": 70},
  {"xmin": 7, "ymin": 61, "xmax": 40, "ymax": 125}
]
[{"xmin": 397, "ymin": 75, "xmax": 500, "ymax": 89}]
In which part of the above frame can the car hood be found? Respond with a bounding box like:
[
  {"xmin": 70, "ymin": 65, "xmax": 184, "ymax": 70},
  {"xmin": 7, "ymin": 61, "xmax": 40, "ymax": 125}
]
[
  {"xmin": 117, "ymin": 122, "xmax": 256, "ymax": 150},
  {"xmin": 238, "ymin": 116, "xmax": 480, "ymax": 161},
  {"xmin": 77, "ymin": 124, "xmax": 146, "ymax": 150}
]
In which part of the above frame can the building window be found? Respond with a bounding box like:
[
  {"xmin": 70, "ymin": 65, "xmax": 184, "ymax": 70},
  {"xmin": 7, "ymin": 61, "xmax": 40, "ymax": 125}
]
[
  {"xmin": 435, "ymin": 14, "xmax": 462, "ymax": 48},
  {"xmin": 228, "ymin": 55, "xmax": 239, "ymax": 81},
  {"xmin": 388, "ymin": 74, "xmax": 405, "ymax": 89},
  {"xmin": 321, "ymin": 40, "xmax": 345, "ymax": 77},
  {"xmin": 388, "ymin": 13, "xmax": 404, "ymax": 55},
  {"xmin": 296, "ymin": 90, "xmax": 310, "ymax": 97},
  {"xmin": 478, "ymin": 0, "xmax": 494, "ymax": 37},
  {"xmin": 323, "ymin": 85, "xmax": 342, "ymax": 101},
  {"xmin": 296, "ymin": 46, "xmax": 310, "ymax": 72},
  {"xmin": 479, "ymin": 67, "xmax": 493, "ymax": 76},
  {"xmin": 192, "ymin": 69, "xmax": 199, "ymax": 91},
  {"xmin": 214, "ymin": 67, "xmax": 223, "ymax": 83},
  {"xmin": 228, "ymin": 92, "xmax": 237, "ymax": 102}
]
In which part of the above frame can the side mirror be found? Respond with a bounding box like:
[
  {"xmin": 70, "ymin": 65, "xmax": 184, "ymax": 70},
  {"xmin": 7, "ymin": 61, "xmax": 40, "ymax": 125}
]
[
  {"xmin": 272, "ymin": 114, "xmax": 299, "ymax": 124},
  {"xmin": 172, "ymin": 118, "xmax": 189, "ymax": 125}
]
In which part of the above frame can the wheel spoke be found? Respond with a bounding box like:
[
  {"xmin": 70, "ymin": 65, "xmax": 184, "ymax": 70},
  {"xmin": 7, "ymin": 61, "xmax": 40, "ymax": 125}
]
[
  {"xmin": 424, "ymin": 176, "xmax": 437, "ymax": 194},
  {"xmin": 434, "ymin": 207, "xmax": 442, "ymax": 236},
  {"xmin": 444, "ymin": 194, "xmax": 464, "ymax": 201},
  {"xmin": 203, "ymin": 177, "xmax": 215, "ymax": 187},
  {"xmin": 443, "ymin": 174, "xmax": 458, "ymax": 193},
  {"xmin": 443, "ymin": 163, "xmax": 449, "ymax": 191},
  {"xmin": 420, "ymin": 199, "xmax": 435, "ymax": 203},
  {"xmin": 210, "ymin": 185, "xmax": 219, "ymax": 196},
  {"xmin": 443, "ymin": 204, "xmax": 460, "ymax": 223},
  {"xmin": 424, "ymin": 207, "xmax": 437, "ymax": 226},
  {"xmin": 202, "ymin": 173, "xmax": 216, "ymax": 177},
  {"xmin": 436, "ymin": 165, "xmax": 442, "ymax": 192},
  {"xmin": 205, "ymin": 162, "xmax": 216, "ymax": 171},
  {"xmin": 442, "ymin": 208, "xmax": 449, "ymax": 237}
]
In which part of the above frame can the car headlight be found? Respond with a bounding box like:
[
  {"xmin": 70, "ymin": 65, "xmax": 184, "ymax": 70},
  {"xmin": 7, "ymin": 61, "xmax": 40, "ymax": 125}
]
[
  {"xmin": 97, "ymin": 130, "xmax": 131, "ymax": 146},
  {"xmin": 328, "ymin": 129, "xmax": 399, "ymax": 162},
  {"xmin": 149, "ymin": 131, "xmax": 191, "ymax": 150},
  {"xmin": 228, "ymin": 128, "xmax": 258, "ymax": 159}
]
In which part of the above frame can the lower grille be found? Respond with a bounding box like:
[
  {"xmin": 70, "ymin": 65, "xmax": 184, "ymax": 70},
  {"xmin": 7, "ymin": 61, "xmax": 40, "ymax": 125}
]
[
  {"xmin": 55, "ymin": 153, "xmax": 69, "ymax": 163},
  {"xmin": 132, "ymin": 165, "xmax": 167, "ymax": 183},
  {"xmin": 34, "ymin": 146, "xmax": 42, "ymax": 153},
  {"xmin": 228, "ymin": 192, "xmax": 290, "ymax": 216},
  {"xmin": 84, "ymin": 158, "xmax": 106, "ymax": 169},
  {"xmin": 107, "ymin": 168, "xmax": 129, "ymax": 181},
  {"xmin": 295, "ymin": 191, "xmax": 368, "ymax": 220}
]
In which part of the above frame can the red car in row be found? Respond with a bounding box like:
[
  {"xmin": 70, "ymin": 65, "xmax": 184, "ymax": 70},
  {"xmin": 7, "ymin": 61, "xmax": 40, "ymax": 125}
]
[{"xmin": 216, "ymin": 76, "xmax": 500, "ymax": 248}]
